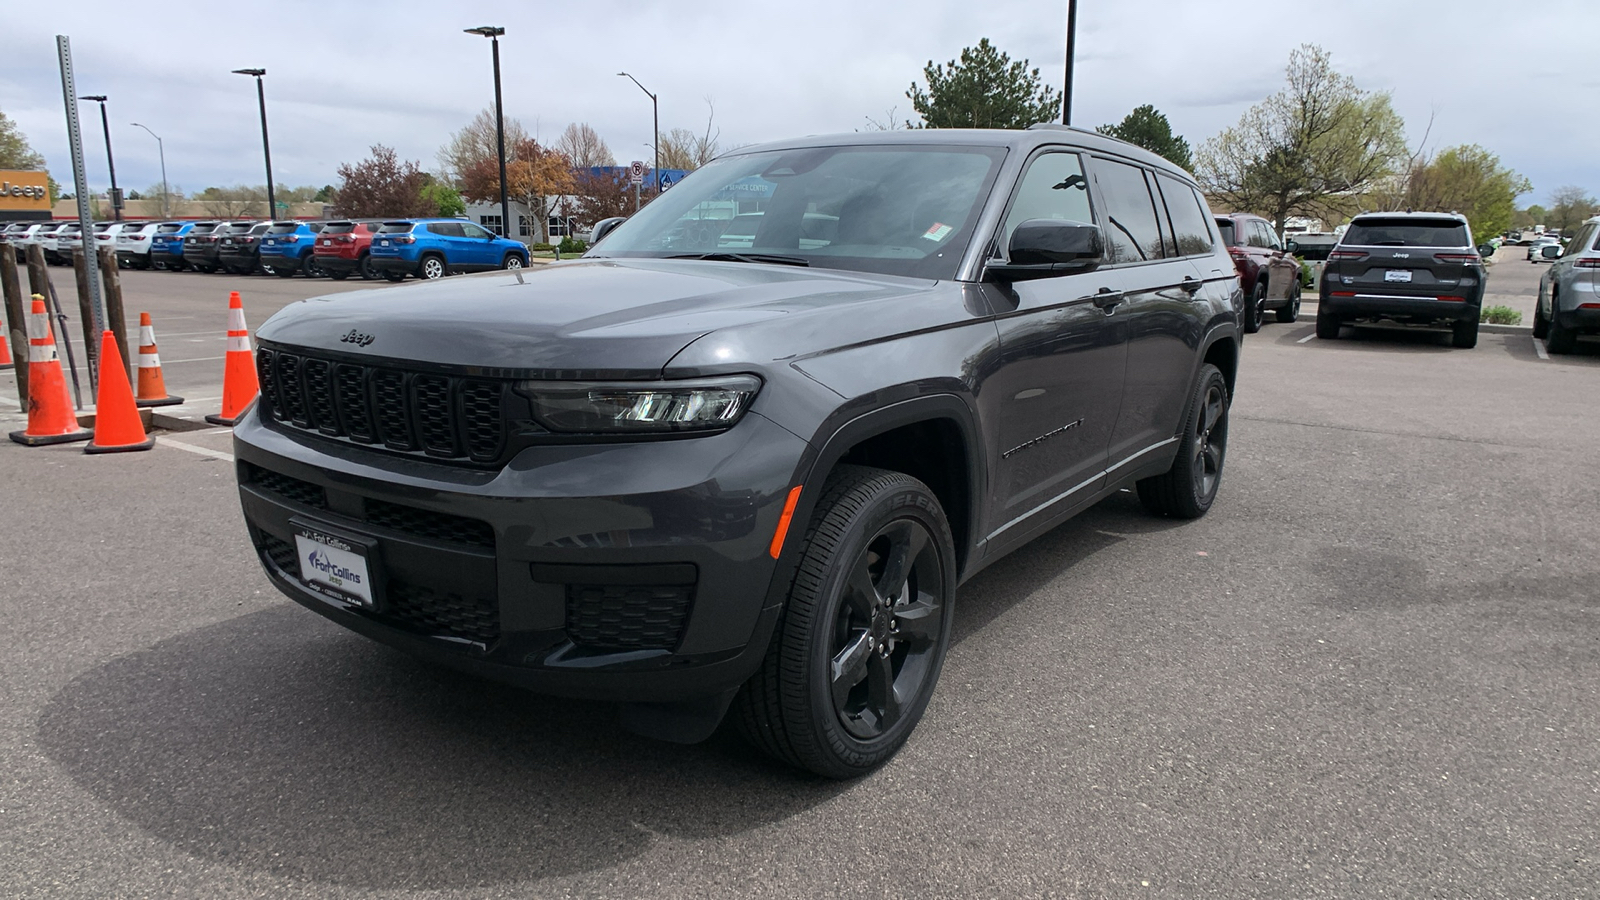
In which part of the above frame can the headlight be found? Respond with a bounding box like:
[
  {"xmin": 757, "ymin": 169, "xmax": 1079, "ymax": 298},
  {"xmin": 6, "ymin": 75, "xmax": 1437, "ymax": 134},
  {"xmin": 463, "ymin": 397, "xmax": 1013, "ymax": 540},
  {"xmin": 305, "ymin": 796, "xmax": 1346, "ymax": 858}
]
[{"xmin": 514, "ymin": 375, "xmax": 761, "ymax": 434}]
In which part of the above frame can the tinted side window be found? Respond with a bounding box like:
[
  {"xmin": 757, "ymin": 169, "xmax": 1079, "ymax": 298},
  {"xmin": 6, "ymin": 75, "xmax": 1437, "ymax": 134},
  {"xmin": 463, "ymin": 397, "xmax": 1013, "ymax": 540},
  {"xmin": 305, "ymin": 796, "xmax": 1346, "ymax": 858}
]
[
  {"xmin": 1564, "ymin": 223, "xmax": 1596, "ymax": 257},
  {"xmin": 1245, "ymin": 221, "xmax": 1268, "ymax": 248},
  {"xmin": 1157, "ymin": 175, "xmax": 1214, "ymax": 257},
  {"xmin": 1000, "ymin": 151, "xmax": 1093, "ymax": 257},
  {"xmin": 460, "ymin": 222, "xmax": 491, "ymax": 240},
  {"xmin": 428, "ymin": 222, "xmax": 464, "ymax": 237},
  {"xmin": 1090, "ymin": 158, "xmax": 1166, "ymax": 264}
]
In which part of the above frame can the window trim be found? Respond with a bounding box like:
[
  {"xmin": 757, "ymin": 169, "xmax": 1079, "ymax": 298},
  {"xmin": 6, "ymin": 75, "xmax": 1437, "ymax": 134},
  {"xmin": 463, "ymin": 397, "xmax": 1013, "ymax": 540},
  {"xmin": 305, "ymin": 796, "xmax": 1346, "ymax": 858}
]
[
  {"xmin": 1152, "ymin": 172, "xmax": 1217, "ymax": 259},
  {"xmin": 1086, "ymin": 154, "xmax": 1173, "ymax": 268},
  {"xmin": 990, "ymin": 147, "xmax": 1096, "ymax": 264}
]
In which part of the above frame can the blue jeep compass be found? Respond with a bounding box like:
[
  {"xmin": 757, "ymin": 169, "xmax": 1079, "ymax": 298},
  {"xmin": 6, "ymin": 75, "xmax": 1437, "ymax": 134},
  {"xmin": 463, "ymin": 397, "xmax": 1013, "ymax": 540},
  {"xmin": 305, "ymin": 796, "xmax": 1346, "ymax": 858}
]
[{"xmin": 368, "ymin": 218, "xmax": 529, "ymax": 281}]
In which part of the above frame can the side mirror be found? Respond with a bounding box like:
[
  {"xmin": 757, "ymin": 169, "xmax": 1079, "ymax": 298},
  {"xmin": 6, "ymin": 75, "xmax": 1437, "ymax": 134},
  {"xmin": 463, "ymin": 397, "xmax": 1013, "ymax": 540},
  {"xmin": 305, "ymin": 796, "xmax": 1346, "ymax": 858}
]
[
  {"xmin": 1285, "ymin": 239, "xmax": 1299, "ymax": 253},
  {"xmin": 986, "ymin": 219, "xmax": 1104, "ymax": 281},
  {"xmin": 592, "ymin": 217, "xmax": 628, "ymax": 245},
  {"xmin": 1477, "ymin": 243, "xmax": 1495, "ymax": 258}
]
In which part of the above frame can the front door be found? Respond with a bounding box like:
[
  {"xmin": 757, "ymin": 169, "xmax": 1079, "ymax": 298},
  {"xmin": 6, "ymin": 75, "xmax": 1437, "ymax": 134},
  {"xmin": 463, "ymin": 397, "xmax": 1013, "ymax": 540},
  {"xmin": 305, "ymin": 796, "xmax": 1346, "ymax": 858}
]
[
  {"xmin": 458, "ymin": 221, "xmax": 497, "ymax": 269},
  {"xmin": 979, "ymin": 150, "xmax": 1127, "ymax": 547}
]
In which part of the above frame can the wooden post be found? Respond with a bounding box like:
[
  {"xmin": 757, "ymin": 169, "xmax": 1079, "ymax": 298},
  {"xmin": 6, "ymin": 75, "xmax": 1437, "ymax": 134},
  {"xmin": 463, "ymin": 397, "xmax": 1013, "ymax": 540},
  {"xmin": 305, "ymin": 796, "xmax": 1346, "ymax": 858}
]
[
  {"xmin": 1, "ymin": 248, "xmax": 28, "ymax": 402},
  {"xmin": 24, "ymin": 243, "xmax": 49, "ymax": 301},
  {"xmin": 97, "ymin": 246, "xmax": 130, "ymax": 383},
  {"xmin": 71, "ymin": 250, "xmax": 100, "ymax": 393}
]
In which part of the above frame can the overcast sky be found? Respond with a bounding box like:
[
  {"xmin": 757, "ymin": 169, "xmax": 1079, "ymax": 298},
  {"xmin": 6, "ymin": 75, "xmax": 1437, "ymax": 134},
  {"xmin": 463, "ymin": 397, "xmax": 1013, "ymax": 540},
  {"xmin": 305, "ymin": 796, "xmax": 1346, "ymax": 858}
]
[{"xmin": 4, "ymin": 1, "xmax": 1596, "ymax": 209}]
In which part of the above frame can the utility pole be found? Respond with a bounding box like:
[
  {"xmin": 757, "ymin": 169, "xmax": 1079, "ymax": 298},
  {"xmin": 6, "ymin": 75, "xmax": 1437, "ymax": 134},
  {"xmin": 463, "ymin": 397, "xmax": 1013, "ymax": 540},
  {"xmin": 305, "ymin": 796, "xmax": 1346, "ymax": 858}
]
[
  {"xmin": 56, "ymin": 36, "xmax": 105, "ymax": 344},
  {"xmin": 78, "ymin": 95, "xmax": 120, "ymax": 220},
  {"xmin": 131, "ymin": 123, "xmax": 169, "ymax": 218},
  {"xmin": 232, "ymin": 69, "xmax": 275, "ymax": 219},
  {"xmin": 619, "ymin": 73, "xmax": 660, "ymax": 193},
  {"xmin": 465, "ymin": 27, "xmax": 511, "ymax": 238}
]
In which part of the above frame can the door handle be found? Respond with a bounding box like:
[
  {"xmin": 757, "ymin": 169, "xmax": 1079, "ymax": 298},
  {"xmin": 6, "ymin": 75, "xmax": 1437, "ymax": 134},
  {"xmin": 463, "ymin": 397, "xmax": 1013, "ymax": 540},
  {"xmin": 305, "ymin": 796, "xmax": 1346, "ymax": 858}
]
[
  {"xmin": 1090, "ymin": 288, "xmax": 1123, "ymax": 311},
  {"xmin": 1180, "ymin": 276, "xmax": 1203, "ymax": 295}
]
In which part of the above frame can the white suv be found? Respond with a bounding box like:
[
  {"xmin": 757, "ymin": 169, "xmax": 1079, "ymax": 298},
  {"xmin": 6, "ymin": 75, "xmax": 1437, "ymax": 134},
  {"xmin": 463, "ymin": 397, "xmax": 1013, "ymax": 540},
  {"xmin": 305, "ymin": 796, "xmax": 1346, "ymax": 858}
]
[
  {"xmin": 1534, "ymin": 216, "xmax": 1600, "ymax": 354},
  {"xmin": 114, "ymin": 221, "xmax": 162, "ymax": 269}
]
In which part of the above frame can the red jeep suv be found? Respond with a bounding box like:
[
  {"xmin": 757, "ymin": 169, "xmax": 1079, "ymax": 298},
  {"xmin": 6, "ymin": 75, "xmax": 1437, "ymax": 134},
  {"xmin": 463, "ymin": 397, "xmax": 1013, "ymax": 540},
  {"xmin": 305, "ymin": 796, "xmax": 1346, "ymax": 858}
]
[
  {"xmin": 312, "ymin": 220, "xmax": 385, "ymax": 280},
  {"xmin": 1215, "ymin": 213, "xmax": 1301, "ymax": 332}
]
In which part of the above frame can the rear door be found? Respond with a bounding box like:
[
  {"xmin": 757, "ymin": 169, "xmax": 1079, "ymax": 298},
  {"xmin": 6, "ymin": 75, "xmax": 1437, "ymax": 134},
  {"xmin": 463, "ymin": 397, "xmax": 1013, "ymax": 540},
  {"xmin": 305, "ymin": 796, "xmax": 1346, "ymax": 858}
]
[{"xmin": 1086, "ymin": 156, "xmax": 1210, "ymax": 468}]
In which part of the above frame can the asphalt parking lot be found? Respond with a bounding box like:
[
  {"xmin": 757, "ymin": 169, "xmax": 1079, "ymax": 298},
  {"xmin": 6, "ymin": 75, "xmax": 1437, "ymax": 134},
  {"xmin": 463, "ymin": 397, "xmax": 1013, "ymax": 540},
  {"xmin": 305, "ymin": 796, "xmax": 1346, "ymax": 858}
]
[{"xmin": 3, "ymin": 268, "xmax": 1599, "ymax": 898}]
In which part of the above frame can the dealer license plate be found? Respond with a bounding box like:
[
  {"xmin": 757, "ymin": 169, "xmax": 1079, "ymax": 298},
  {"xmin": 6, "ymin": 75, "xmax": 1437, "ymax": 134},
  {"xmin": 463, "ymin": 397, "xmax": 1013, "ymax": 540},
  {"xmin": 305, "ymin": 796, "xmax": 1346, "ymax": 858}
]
[
  {"xmin": 320, "ymin": 239, "xmax": 332, "ymax": 246},
  {"xmin": 295, "ymin": 526, "xmax": 374, "ymax": 606},
  {"xmin": 379, "ymin": 239, "xmax": 390, "ymax": 246},
  {"xmin": 1384, "ymin": 269, "xmax": 1412, "ymax": 283}
]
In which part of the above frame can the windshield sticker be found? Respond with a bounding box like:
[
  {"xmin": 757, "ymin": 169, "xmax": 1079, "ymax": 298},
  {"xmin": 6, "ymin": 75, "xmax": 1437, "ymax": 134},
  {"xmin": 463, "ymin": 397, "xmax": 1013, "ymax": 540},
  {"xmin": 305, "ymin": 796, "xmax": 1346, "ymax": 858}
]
[{"xmin": 922, "ymin": 223, "xmax": 954, "ymax": 242}]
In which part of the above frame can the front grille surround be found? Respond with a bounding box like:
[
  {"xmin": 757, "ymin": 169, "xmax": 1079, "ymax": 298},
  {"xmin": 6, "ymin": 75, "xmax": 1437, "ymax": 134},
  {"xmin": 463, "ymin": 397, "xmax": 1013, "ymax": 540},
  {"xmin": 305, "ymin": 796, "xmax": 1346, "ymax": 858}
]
[
  {"xmin": 257, "ymin": 346, "xmax": 507, "ymax": 465},
  {"xmin": 565, "ymin": 584, "xmax": 694, "ymax": 651}
]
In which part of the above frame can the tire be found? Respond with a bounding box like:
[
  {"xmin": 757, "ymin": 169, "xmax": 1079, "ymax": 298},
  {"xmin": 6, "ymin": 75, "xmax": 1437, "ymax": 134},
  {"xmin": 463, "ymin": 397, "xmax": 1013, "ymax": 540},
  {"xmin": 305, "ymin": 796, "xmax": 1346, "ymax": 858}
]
[
  {"xmin": 1242, "ymin": 281, "xmax": 1264, "ymax": 333},
  {"xmin": 501, "ymin": 253, "xmax": 525, "ymax": 270},
  {"xmin": 734, "ymin": 465, "xmax": 956, "ymax": 779},
  {"xmin": 358, "ymin": 252, "xmax": 378, "ymax": 280},
  {"xmin": 1547, "ymin": 301, "xmax": 1578, "ymax": 355},
  {"xmin": 275, "ymin": 261, "xmax": 297, "ymax": 278},
  {"xmin": 1136, "ymin": 364, "xmax": 1229, "ymax": 520},
  {"xmin": 1532, "ymin": 297, "xmax": 1549, "ymax": 339},
  {"xmin": 1451, "ymin": 318, "xmax": 1478, "ymax": 349},
  {"xmin": 1275, "ymin": 282, "xmax": 1301, "ymax": 323},
  {"xmin": 305, "ymin": 255, "xmax": 325, "ymax": 278},
  {"xmin": 328, "ymin": 270, "xmax": 350, "ymax": 281},
  {"xmin": 420, "ymin": 255, "xmax": 446, "ymax": 280},
  {"xmin": 1315, "ymin": 305, "xmax": 1341, "ymax": 340},
  {"xmin": 383, "ymin": 270, "xmax": 406, "ymax": 283}
]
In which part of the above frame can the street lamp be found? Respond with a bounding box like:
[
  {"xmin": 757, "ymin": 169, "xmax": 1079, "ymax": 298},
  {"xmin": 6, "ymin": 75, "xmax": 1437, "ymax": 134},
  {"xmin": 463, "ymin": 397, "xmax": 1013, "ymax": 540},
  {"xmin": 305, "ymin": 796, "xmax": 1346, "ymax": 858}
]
[
  {"xmin": 1062, "ymin": 0, "xmax": 1078, "ymax": 125},
  {"xmin": 76, "ymin": 94, "xmax": 120, "ymax": 221},
  {"xmin": 464, "ymin": 26, "xmax": 511, "ymax": 239},
  {"xmin": 231, "ymin": 68, "xmax": 276, "ymax": 220},
  {"xmin": 130, "ymin": 122, "xmax": 169, "ymax": 218},
  {"xmin": 618, "ymin": 72, "xmax": 660, "ymax": 193}
]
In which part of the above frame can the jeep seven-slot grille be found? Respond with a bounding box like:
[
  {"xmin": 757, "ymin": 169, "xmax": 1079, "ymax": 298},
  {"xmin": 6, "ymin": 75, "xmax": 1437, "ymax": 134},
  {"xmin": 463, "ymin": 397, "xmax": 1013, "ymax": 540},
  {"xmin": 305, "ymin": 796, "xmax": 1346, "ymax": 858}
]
[{"xmin": 256, "ymin": 347, "xmax": 506, "ymax": 463}]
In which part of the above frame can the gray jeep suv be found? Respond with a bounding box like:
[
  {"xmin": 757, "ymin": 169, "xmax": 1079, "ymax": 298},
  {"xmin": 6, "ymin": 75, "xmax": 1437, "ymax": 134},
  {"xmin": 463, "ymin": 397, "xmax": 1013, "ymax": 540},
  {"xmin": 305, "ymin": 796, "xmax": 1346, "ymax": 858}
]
[
  {"xmin": 1534, "ymin": 215, "xmax": 1600, "ymax": 354},
  {"xmin": 1318, "ymin": 211, "xmax": 1486, "ymax": 348},
  {"xmin": 232, "ymin": 127, "xmax": 1243, "ymax": 778}
]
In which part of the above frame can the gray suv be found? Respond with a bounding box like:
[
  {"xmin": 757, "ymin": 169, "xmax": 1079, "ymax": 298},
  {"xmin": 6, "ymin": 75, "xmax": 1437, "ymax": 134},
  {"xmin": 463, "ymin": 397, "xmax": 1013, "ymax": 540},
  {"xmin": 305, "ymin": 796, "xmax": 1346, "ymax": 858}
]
[
  {"xmin": 1317, "ymin": 211, "xmax": 1485, "ymax": 348},
  {"xmin": 231, "ymin": 127, "xmax": 1243, "ymax": 778},
  {"xmin": 1534, "ymin": 215, "xmax": 1600, "ymax": 354}
]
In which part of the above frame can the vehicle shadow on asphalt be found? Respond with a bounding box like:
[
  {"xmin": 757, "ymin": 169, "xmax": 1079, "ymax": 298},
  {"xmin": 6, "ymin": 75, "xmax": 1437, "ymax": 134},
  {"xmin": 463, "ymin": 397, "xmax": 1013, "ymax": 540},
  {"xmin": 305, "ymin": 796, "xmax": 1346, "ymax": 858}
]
[
  {"xmin": 949, "ymin": 490, "xmax": 1183, "ymax": 648},
  {"xmin": 1314, "ymin": 326, "xmax": 1457, "ymax": 352},
  {"xmin": 34, "ymin": 608, "xmax": 851, "ymax": 889}
]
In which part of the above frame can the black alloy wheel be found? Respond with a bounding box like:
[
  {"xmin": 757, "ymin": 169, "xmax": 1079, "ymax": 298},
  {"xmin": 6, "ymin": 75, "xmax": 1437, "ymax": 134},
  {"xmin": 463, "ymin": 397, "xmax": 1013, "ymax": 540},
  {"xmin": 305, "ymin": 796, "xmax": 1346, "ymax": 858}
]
[
  {"xmin": 383, "ymin": 270, "xmax": 406, "ymax": 283},
  {"xmin": 1242, "ymin": 281, "xmax": 1265, "ymax": 333},
  {"xmin": 736, "ymin": 466, "xmax": 956, "ymax": 779},
  {"xmin": 1137, "ymin": 363, "xmax": 1229, "ymax": 519},
  {"xmin": 1275, "ymin": 282, "xmax": 1301, "ymax": 323},
  {"xmin": 304, "ymin": 255, "xmax": 325, "ymax": 278},
  {"xmin": 358, "ymin": 253, "xmax": 378, "ymax": 280}
]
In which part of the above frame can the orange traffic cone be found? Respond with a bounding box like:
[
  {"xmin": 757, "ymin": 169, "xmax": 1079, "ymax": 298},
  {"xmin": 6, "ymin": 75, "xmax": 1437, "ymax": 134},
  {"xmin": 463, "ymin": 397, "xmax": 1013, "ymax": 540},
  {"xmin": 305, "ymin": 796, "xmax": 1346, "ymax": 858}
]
[
  {"xmin": 134, "ymin": 312, "xmax": 183, "ymax": 408},
  {"xmin": 86, "ymin": 330, "xmax": 154, "ymax": 454},
  {"xmin": 0, "ymin": 308, "xmax": 13, "ymax": 370},
  {"xmin": 8, "ymin": 295, "xmax": 92, "ymax": 446},
  {"xmin": 205, "ymin": 291, "xmax": 259, "ymax": 426}
]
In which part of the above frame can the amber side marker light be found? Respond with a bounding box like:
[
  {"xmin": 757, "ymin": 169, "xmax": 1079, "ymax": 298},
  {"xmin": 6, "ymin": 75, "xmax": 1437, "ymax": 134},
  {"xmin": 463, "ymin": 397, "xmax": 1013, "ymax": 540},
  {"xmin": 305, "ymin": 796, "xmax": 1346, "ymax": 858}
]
[{"xmin": 768, "ymin": 486, "xmax": 803, "ymax": 559}]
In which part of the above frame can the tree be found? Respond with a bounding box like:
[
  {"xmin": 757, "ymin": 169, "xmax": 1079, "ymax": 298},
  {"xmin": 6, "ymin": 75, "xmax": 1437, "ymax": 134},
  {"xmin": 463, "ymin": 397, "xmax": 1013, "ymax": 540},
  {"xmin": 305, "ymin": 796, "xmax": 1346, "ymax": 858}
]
[
  {"xmin": 1514, "ymin": 204, "xmax": 1548, "ymax": 229},
  {"xmin": 419, "ymin": 181, "xmax": 466, "ymax": 217},
  {"xmin": 197, "ymin": 185, "xmax": 266, "ymax": 217},
  {"xmin": 556, "ymin": 122, "xmax": 615, "ymax": 168},
  {"xmin": 657, "ymin": 100, "xmax": 726, "ymax": 171},
  {"xmin": 1380, "ymin": 145, "xmax": 1529, "ymax": 240},
  {"xmin": 141, "ymin": 182, "xmax": 185, "ymax": 209},
  {"xmin": 905, "ymin": 38, "xmax": 1060, "ymax": 129},
  {"xmin": 314, "ymin": 184, "xmax": 337, "ymax": 203},
  {"xmin": 0, "ymin": 108, "xmax": 47, "ymax": 170},
  {"xmin": 570, "ymin": 169, "xmax": 656, "ymax": 228},
  {"xmin": 332, "ymin": 145, "xmax": 433, "ymax": 218},
  {"xmin": 1097, "ymin": 105, "xmax": 1193, "ymax": 170},
  {"xmin": 1546, "ymin": 186, "xmax": 1598, "ymax": 237},
  {"xmin": 458, "ymin": 137, "xmax": 576, "ymax": 242},
  {"xmin": 1195, "ymin": 44, "xmax": 1409, "ymax": 233},
  {"xmin": 438, "ymin": 108, "xmax": 530, "ymax": 185}
]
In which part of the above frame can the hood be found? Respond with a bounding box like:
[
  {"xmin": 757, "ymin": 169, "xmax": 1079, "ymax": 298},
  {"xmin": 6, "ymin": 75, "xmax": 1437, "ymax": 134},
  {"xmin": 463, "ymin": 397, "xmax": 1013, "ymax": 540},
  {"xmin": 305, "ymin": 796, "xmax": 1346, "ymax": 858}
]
[{"xmin": 255, "ymin": 258, "xmax": 937, "ymax": 377}]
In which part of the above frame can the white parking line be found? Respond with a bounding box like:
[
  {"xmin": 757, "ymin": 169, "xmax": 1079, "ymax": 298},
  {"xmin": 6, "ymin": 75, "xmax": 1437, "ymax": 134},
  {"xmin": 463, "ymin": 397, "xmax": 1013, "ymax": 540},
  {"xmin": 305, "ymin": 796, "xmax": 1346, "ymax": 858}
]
[
  {"xmin": 160, "ymin": 355, "xmax": 227, "ymax": 364},
  {"xmin": 1533, "ymin": 337, "xmax": 1549, "ymax": 360},
  {"xmin": 1297, "ymin": 333, "xmax": 1317, "ymax": 344},
  {"xmin": 155, "ymin": 436, "xmax": 235, "ymax": 462}
]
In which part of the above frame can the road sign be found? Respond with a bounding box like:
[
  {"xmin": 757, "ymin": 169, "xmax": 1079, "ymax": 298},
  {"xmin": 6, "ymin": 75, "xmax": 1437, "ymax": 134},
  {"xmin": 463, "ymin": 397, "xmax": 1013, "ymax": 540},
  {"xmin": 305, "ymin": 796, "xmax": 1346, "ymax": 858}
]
[{"xmin": 629, "ymin": 160, "xmax": 645, "ymax": 185}]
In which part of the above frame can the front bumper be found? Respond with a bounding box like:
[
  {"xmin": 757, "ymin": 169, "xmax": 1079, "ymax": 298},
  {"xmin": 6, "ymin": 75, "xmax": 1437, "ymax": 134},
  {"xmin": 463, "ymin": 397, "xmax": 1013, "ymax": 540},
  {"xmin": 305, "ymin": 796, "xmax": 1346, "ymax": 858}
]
[
  {"xmin": 232, "ymin": 407, "xmax": 808, "ymax": 702},
  {"xmin": 1319, "ymin": 290, "xmax": 1480, "ymax": 324}
]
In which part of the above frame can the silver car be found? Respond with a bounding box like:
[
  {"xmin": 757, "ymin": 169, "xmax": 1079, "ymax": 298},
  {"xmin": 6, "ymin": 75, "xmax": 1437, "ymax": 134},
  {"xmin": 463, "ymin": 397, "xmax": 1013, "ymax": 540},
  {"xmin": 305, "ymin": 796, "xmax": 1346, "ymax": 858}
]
[{"xmin": 1534, "ymin": 216, "xmax": 1600, "ymax": 354}]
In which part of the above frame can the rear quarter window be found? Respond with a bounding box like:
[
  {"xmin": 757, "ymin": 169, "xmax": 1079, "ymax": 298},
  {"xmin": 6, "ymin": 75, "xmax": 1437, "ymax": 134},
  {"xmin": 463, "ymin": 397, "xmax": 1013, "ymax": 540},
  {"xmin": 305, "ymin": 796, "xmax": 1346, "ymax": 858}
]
[
  {"xmin": 1156, "ymin": 174, "xmax": 1214, "ymax": 256},
  {"xmin": 1343, "ymin": 218, "xmax": 1469, "ymax": 247}
]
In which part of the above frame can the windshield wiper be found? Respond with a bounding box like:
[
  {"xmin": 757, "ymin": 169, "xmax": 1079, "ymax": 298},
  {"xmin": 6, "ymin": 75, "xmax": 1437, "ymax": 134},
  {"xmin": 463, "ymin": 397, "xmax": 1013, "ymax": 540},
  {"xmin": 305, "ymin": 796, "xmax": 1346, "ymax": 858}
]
[{"xmin": 665, "ymin": 252, "xmax": 810, "ymax": 267}]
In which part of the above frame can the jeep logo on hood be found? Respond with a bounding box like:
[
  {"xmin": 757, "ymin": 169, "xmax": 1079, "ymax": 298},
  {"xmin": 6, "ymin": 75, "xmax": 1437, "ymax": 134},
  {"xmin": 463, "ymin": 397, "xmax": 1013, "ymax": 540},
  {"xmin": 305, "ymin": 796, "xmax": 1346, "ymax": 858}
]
[{"xmin": 339, "ymin": 329, "xmax": 376, "ymax": 347}]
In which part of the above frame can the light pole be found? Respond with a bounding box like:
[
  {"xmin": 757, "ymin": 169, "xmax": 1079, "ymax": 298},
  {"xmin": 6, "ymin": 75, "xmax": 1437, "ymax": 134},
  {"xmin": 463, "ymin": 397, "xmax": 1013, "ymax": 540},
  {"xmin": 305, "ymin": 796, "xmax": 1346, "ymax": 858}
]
[
  {"xmin": 231, "ymin": 68, "xmax": 275, "ymax": 220},
  {"xmin": 130, "ymin": 122, "xmax": 169, "ymax": 218},
  {"xmin": 1062, "ymin": 0, "xmax": 1078, "ymax": 125},
  {"xmin": 464, "ymin": 26, "xmax": 511, "ymax": 238},
  {"xmin": 618, "ymin": 72, "xmax": 659, "ymax": 193},
  {"xmin": 77, "ymin": 94, "xmax": 120, "ymax": 220}
]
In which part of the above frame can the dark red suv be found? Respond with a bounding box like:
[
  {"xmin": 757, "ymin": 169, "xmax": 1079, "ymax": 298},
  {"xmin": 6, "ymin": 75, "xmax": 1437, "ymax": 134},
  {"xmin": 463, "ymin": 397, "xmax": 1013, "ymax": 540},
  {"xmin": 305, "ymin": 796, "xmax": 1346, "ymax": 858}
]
[
  {"xmin": 312, "ymin": 220, "xmax": 385, "ymax": 280},
  {"xmin": 1215, "ymin": 213, "xmax": 1301, "ymax": 332}
]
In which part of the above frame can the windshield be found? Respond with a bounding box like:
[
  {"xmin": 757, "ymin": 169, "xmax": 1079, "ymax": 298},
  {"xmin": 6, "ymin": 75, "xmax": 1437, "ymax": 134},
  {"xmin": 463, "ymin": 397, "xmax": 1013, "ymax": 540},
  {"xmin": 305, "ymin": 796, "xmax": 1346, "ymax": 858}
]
[
  {"xmin": 1343, "ymin": 218, "xmax": 1468, "ymax": 247},
  {"xmin": 591, "ymin": 144, "xmax": 1006, "ymax": 279}
]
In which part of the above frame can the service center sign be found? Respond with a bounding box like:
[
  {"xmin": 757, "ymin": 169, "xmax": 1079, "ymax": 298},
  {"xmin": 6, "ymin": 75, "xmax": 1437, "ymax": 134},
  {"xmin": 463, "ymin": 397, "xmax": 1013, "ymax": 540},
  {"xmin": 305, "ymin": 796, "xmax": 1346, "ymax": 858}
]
[{"xmin": 0, "ymin": 171, "xmax": 50, "ymax": 213}]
